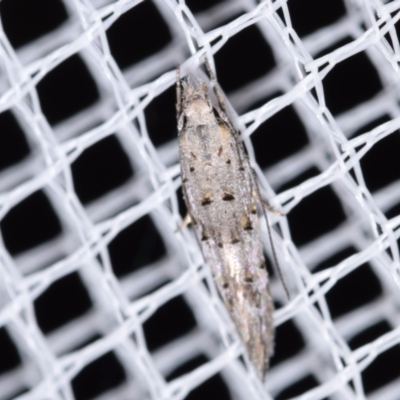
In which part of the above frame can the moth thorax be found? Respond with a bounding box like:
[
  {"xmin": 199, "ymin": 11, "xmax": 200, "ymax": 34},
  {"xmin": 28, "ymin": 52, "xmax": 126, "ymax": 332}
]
[{"xmin": 185, "ymin": 99, "xmax": 214, "ymax": 124}]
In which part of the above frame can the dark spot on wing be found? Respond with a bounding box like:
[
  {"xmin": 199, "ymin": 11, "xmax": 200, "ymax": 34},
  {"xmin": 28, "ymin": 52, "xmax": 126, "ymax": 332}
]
[
  {"xmin": 190, "ymin": 152, "xmax": 197, "ymax": 159},
  {"xmin": 218, "ymin": 146, "xmax": 223, "ymax": 157},
  {"xmin": 189, "ymin": 167, "xmax": 195, "ymax": 172},
  {"xmin": 248, "ymin": 204, "xmax": 257, "ymax": 214},
  {"xmin": 244, "ymin": 277, "xmax": 253, "ymax": 283},
  {"xmin": 201, "ymin": 227, "xmax": 210, "ymax": 241},
  {"xmin": 222, "ymin": 192, "xmax": 235, "ymax": 201},
  {"xmin": 201, "ymin": 193, "xmax": 212, "ymax": 206},
  {"xmin": 239, "ymin": 166, "xmax": 245, "ymax": 171},
  {"xmin": 222, "ymin": 282, "xmax": 229, "ymax": 289},
  {"xmin": 217, "ymin": 242, "xmax": 223, "ymax": 248},
  {"xmin": 241, "ymin": 214, "xmax": 253, "ymax": 230},
  {"xmin": 226, "ymin": 159, "xmax": 231, "ymax": 165},
  {"xmin": 182, "ymin": 178, "xmax": 188, "ymax": 183},
  {"xmin": 231, "ymin": 237, "xmax": 240, "ymax": 244}
]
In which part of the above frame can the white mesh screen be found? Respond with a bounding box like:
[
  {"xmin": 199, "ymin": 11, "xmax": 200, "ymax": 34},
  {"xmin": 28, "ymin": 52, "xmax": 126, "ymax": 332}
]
[{"xmin": 0, "ymin": 0, "xmax": 400, "ymax": 399}]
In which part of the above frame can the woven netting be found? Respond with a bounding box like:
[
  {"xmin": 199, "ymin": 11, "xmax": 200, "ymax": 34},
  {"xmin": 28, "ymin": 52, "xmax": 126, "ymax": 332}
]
[{"xmin": 0, "ymin": 0, "xmax": 400, "ymax": 399}]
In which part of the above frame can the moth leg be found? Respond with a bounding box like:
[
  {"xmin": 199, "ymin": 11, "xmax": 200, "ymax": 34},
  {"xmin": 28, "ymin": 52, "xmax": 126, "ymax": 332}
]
[
  {"xmin": 174, "ymin": 213, "xmax": 192, "ymax": 233},
  {"xmin": 181, "ymin": 213, "xmax": 192, "ymax": 229},
  {"xmin": 204, "ymin": 58, "xmax": 229, "ymax": 115},
  {"xmin": 262, "ymin": 199, "xmax": 285, "ymax": 217}
]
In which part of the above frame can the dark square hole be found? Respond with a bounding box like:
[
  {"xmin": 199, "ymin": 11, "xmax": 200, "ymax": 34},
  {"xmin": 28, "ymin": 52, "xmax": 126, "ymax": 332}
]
[
  {"xmin": 106, "ymin": 1, "xmax": 171, "ymax": 70},
  {"xmin": 143, "ymin": 295, "xmax": 196, "ymax": 351},
  {"xmin": 34, "ymin": 272, "xmax": 92, "ymax": 334},
  {"xmin": 276, "ymin": 375, "xmax": 321, "ymax": 400},
  {"xmin": 286, "ymin": 182, "xmax": 346, "ymax": 247},
  {"xmin": 144, "ymin": 85, "xmax": 177, "ymax": 147},
  {"xmin": 385, "ymin": 201, "xmax": 400, "ymax": 220},
  {"xmin": 108, "ymin": 215, "xmax": 166, "ymax": 277},
  {"xmin": 166, "ymin": 355, "xmax": 230, "ymax": 400},
  {"xmin": 287, "ymin": 0, "xmax": 346, "ymax": 37},
  {"xmin": 0, "ymin": 0, "xmax": 68, "ymax": 48},
  {"xmin": 247, "ymin": 94, "xmax": 309, "ymax": 169},
  {"xmin": 36, "ymin": 54, "xmax": 99, "ymax": 125},
  {"xmin": 348, "ymin": 321, "xmax": 400, "ymax": 394},
  {"xmin": 323, "ymin": 263, "xmax": 382, "ymax": 319},
  {"xmin": 214, "ymin": 24, "xmax": 275, "ymax": 93},
  {"xmin": 271, "ymin": 318, "xmax": 305, "ymax": 367},
  {"xmin": 0, "ymin": 328, "xmax": 21, "ymax": 374},
  {"xmin": 185, "ymin": 0, "xmax": 226, "ymax": 13},
  {"xmin": 362, "ymin": 346, "xmax": 400, "ymax": 394},
  {"xmin": 1, "ymin": 190, "xmax": 62, "ymax": 255},
  {"xmin": 358, "ymin": 131, "xmax": 400, "ymax": 192},
  {"xmin": 0, "ymin": 111, "xmax": 30, "ymax": 171},
  {"xmin": 184, "ymin": 374, "xmax": 230, "ymax": 400},
  {"xmin": 71, "ymin": 351, "xmax": 126, "ymax": 400},
  {"xmin": 318, "ymin": 39, "xmax": 382, "ymax": 115},
  {"xmin": 390, "ymin": 18, "xmax": 400, "ymax": 52},
  {"xmin": 71, "ymin": 135, "xmax": 133, "ymax": 204},
  {"xmin": 176, "ymin": 186, "xmax": 187, "ymax": 219}
]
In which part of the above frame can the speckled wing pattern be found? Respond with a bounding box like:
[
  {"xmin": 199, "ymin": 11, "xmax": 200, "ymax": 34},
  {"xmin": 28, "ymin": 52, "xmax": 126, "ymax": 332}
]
[{"xmin": 177, "ymin": 64, "xmax": 274, "ymax": 380}]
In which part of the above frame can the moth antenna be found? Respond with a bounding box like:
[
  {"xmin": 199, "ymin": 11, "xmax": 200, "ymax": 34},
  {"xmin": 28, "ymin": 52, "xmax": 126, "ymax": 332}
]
[
  {"xmin": 264, "ymin": 204, "xmax": 290, "ymax": 300},
  {"xmin": 251, "ymin": 168, "xmax": 290, "ymax": 300},
  {"xmin": 203, "ymin": 57, "xmax": 228, "ymax": 115}
]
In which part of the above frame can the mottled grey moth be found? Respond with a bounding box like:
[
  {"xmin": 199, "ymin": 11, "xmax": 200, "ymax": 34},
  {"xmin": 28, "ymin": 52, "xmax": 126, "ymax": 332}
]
[{"xmin": 177, "ymin": 59, "xmax": 281, "ymax": 381}]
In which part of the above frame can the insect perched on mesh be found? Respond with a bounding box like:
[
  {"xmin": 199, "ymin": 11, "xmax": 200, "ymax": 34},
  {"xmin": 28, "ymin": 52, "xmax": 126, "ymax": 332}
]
[{"xmin": 176, "ymin": 58, "xmax": 287, "ymax": 380}]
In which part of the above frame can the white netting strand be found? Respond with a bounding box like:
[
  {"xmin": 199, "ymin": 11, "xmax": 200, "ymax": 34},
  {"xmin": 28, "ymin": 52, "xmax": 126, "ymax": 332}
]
[{"xmin": 0, "ymin": 0, "xmax": 400, "ymax": 399}]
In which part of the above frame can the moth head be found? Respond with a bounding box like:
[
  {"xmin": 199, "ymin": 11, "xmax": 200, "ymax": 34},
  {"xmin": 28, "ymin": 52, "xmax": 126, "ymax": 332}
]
[{"xmin": 181, "ymin": 79, "xmax": 213, "ymax": 122}]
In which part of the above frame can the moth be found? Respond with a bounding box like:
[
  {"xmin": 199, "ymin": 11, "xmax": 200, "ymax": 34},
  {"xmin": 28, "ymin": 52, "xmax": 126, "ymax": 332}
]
[{"xmin": 177, "ymin": 59, "xmax": 281, "ymax": 380}]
